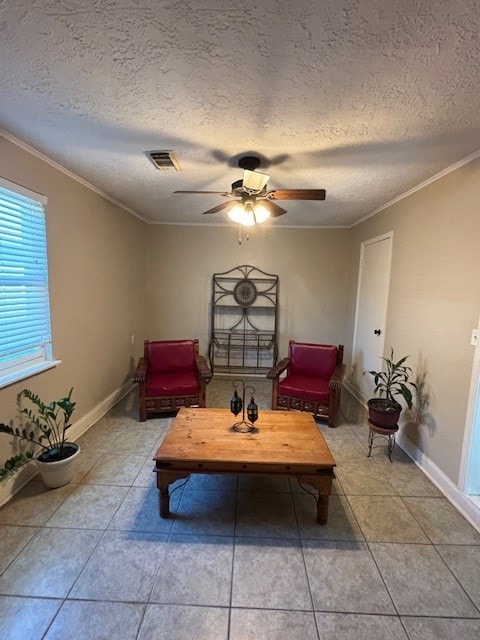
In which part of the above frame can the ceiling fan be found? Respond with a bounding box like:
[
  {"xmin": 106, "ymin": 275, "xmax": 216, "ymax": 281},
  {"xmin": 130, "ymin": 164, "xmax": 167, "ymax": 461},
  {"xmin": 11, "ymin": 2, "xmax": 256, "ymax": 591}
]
[{"xmin": 174, "ymin": 156, "xmax": 326, "ymax": 226}]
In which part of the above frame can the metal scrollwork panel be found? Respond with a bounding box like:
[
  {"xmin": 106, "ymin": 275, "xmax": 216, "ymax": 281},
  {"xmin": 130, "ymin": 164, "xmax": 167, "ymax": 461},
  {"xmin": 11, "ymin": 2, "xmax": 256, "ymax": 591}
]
[
  {"xmin": 209, "ymin": 265, "xmax": 279, "ymax": 373},
  {"xmin": 233, "ymin": 279, "xmax": 258, "ymax": 306}
]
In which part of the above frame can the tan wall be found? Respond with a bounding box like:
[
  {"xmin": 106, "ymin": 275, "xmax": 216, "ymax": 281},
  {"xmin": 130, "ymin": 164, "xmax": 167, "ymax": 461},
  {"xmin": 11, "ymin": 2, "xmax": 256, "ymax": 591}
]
[
  {"xmin": 0, "ymin": 137, "xmax": 148, "ymax": 463},
  {"xmin": 347, "ymin": 158, "xmax": 480, "ymax": 483},
  {"xmin": 4, "ymin": 130, "xmax": 477, "ymax": 491},
  {"xmin": 147, "ymin": 224, "xmax": 351, "ymax": 359}
]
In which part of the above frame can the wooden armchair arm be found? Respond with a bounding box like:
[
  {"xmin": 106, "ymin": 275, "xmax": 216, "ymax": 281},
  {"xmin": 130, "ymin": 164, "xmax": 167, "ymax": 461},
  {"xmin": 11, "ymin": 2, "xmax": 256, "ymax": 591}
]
[
  {"xmin": 267, "ymin": 357, "xmax": 290, "ymax": 380},
  {"xmin": 195, "ymin": 355, "xmax": 213, "ymax": 382},
  {"xmin": 329, "ymin": 363, "xmax": 346, "ymax": 389},
  {"xmin": 133, "ymin": 358, "xmax": 147, "ymax": 383}
]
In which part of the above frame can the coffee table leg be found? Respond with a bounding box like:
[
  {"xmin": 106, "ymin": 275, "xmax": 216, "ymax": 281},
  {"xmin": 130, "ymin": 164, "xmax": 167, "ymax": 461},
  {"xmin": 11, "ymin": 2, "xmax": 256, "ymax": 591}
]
[
  {"xmin": 156, "ymin": 471, "xmax": 190, "ymax": 518},
  {"xmin": 298, "ymin": 473, "xmax": 334, "ymax": 524},
  {"xmin": 316, "ymin": 494, "xmax": 330, "ymax": 524},
  {"xmin": 159, "ymin": 485, "xmax": 170, "ymax": 518}
]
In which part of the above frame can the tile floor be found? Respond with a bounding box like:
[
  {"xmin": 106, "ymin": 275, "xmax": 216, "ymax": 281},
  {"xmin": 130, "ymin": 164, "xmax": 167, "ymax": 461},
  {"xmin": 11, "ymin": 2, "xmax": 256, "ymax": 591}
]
[{"xmin": 1, "ymin": 378, "xmax": 480, "ymax": 639}]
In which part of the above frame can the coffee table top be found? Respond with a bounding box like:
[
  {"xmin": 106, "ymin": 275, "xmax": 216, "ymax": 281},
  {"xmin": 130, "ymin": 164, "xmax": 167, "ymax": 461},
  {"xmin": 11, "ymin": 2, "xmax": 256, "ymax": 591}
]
[{"xmin": 154, "ymin": 407, "xmax": 335, "ymax": 472}]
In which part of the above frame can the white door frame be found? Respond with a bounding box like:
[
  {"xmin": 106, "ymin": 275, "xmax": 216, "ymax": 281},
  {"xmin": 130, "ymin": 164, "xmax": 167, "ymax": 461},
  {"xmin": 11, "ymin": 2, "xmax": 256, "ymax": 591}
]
[
  {"xmin": 459, "ymin": 310, "xmax": 480, "ymax": 493},
  {"xmin": 351, "ymin": 231, "xmax": 393, "ymax": 402}
]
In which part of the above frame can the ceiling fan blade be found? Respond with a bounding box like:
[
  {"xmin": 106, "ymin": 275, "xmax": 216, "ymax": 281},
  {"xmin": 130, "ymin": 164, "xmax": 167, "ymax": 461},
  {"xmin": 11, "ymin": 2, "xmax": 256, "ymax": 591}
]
[
  {"xmin": 260, "ymin": 199, "xmax": 287, "ymax": 218},
  {"xmin": 174, "ymin": 190, "xmax": 232, "ymax": 196},
  {"xmin": 202, "ymin": 201, "xmax": 238, "ymax": 215},
  {"xmin": 267, "ymin": 189, "xmax": 326, "ymax": 201}
]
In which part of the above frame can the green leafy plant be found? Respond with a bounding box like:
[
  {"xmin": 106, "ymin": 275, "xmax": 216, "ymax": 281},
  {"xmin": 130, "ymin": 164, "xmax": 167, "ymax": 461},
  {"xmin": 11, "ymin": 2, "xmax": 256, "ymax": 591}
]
[
  {"xmin": 365, "ymin": 348, "xmax": 416, "ymax": 409},
  {"xmin": 0, "ymin": 388, "xmax": 76, "ymax": 481}
]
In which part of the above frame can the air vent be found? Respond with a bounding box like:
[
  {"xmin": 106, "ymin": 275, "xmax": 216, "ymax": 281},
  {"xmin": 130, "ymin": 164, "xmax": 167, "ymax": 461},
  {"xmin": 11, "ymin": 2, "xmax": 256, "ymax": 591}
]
[{"xmin": 146, "ymin": 150, "xmax": 181, "ymax": 172}]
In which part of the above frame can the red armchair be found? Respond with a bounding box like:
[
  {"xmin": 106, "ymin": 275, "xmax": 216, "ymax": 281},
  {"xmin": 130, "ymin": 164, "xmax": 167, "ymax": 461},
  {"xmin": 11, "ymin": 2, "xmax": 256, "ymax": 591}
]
[
  {"xmin": 133, "ymin": 339, "xmax": 212, "ymax": 421},
  {"xmin": 267, "ymin": 341, "xmax": 345, "ymax": 427}
]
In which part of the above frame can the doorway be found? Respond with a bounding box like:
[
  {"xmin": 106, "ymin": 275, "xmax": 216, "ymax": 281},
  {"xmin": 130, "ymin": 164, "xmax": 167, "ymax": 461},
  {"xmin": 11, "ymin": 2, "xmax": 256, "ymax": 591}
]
[
  {"xmin": 352, "ymin": 232, "xmax": 393, "ymax": 402},
  {"xmin": 460, "ymin": 313, "xmax": 480, "ymax": 497}
]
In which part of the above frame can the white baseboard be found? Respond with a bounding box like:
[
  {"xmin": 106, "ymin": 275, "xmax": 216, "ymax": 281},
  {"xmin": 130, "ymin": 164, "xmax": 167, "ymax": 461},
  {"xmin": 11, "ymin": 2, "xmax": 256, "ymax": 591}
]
[
  {"xmin": 397, "ymin": 431, "xmax": 480, "ymax": 533},
  {"xmin": 342, "ymin": 379, "xmax": 366, "ymax": 406},
  {"xmin": 67, "ymin": 381, "xmax": 135, "ymax": 441},
  {"xmin": 342, "ymin": 381, "xmax": 480, "ymax": 533},
  {"xmin": 3, "ymin": 379, "xmax": 479, "ymax": 534},
  {"xmin": 0, "ymin": 381, "xmax": 135, "ymax": 508}
]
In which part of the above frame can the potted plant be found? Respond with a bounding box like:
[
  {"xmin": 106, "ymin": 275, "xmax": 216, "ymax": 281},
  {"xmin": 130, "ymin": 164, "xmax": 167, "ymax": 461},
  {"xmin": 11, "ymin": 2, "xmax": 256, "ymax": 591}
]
[
  {"xmin": 364, "ymin": 349, "xmax": 416, "ymax": 429},
  {"xmin": 0, "ymin": 388, "xmax": 80, "ymax": 488}
]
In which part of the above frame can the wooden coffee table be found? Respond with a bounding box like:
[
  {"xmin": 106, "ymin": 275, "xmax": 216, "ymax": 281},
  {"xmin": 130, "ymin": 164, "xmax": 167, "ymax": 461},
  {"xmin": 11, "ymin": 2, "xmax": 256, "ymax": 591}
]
[{"xmin": 154, "ymin": 407, "xmax": 336, "ymax": 524}]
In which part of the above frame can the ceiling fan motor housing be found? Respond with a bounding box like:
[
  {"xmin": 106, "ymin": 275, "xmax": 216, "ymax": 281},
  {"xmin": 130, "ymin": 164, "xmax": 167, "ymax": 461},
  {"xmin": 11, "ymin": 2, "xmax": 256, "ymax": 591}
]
[{"xmin": 238, "ymin": 156, "xmax": 261, "ymax": 171}]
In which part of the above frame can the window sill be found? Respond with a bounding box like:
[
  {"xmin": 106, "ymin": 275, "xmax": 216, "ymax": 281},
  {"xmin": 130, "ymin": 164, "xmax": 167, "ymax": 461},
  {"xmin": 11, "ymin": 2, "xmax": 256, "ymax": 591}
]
[{"xmin": 0, "ymin": 360, "xmax": 61, "ymax": 390}]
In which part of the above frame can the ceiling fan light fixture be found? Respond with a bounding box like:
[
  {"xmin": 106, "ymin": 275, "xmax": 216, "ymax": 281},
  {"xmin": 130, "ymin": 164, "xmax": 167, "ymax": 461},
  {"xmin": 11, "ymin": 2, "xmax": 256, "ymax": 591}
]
[
  {"xmin": 227, "ymin": 201, "xmax": 271, "ymax": 226},
  {"xmin": 252, "ymin": 203, "xmax": 271, "ymax": 224},
  {"xmin": 228, "ymin": 204, "xmax": 255, "ymax": 227},
  {"xmin": 243, "ymin": 169, "xmax": 269, "ymax": 192}
]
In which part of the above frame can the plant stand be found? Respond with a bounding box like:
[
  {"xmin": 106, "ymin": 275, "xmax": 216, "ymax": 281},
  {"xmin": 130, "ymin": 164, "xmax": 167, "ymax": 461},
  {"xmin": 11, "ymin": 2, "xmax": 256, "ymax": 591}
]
[{"xmin": 367, "ymin": 421, "xmax": 398, "ymax": 462}]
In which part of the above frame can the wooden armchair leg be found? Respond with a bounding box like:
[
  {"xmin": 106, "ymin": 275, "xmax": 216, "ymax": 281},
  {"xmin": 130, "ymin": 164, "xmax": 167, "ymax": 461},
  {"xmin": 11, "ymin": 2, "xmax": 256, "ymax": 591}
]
[
  {"xmin": 199, "ymin": 380, "xmax": 206, "ymax": 408},
  {"xmin": 271, "ymin": 379, "xmax": 279, "ymax": 410},
  {"xmin": 327, "ymin": 388, "xmax": 341, "ymax": 428},
  {"xmin": 139, "ymin": 384, "xmax": 147, "ymax": 422}
]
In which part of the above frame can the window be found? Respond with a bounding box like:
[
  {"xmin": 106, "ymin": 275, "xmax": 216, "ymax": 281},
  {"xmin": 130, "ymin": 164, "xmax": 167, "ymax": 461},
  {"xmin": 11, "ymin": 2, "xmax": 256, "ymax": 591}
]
[{"xmin": 0, "ymin": 177, "xmax": 58, "ymax": 388}]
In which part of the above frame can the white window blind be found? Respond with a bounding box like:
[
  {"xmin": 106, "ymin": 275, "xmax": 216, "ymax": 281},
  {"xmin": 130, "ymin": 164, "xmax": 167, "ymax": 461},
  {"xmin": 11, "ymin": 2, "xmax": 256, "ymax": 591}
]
[{"xmin": 0, "ymin": 178, "xmax": 56, "ymax": 387}]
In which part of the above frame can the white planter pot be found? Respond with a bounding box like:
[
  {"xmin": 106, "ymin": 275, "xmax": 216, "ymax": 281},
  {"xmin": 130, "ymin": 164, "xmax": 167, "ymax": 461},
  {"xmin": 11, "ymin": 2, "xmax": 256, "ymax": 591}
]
[{"xmin": 35, "ymin": 443, "xmax": 80, "ymax": 489}]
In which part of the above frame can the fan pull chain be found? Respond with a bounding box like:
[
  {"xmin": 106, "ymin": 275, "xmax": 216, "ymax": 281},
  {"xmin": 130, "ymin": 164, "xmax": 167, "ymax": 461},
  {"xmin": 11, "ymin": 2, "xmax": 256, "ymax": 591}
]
[{"xmin": 237, "ymin": 225, "xmax": 250, "ymax": 244}]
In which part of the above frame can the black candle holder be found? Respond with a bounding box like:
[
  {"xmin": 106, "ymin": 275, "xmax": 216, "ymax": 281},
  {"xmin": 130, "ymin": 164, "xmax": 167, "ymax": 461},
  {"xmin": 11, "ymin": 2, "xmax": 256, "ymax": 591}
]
[{"xmin": 230, "ymin": 379, "xmax": 258, "ymax": 433}]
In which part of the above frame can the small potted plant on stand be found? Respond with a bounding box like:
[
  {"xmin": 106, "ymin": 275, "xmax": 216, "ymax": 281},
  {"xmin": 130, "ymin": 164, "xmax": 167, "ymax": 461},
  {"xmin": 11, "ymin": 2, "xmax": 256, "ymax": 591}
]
[
  {"xmin": 0, "ymin": 388, "xmax": 79, "ymax": 488},
  {"xmin": 364, "ymin": 349, "xmax": 416, "ymax": 429}
]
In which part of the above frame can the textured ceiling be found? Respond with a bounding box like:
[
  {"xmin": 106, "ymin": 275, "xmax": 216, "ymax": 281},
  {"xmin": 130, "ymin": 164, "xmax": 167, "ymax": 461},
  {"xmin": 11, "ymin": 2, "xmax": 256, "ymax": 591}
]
[{"xmin": 1, "ymin": 0, "xmax": 480, "ymax": 226}]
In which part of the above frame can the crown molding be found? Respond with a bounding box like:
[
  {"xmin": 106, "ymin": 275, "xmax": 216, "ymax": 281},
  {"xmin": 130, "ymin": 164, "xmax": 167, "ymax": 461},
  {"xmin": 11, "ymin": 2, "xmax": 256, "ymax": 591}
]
[
  {"xmin": 4, "ymin": 129, "xmax": 479, "ymax": 230},
  {"xmin": 0, "ymin": 130, "xmax": 148, "ymax": 223},
  {"xmin": 352, "ymin": 147, "xmax": 480, "ymax": 227},
  {"xmin": 151, "ymin": 221, "xmax": 349, "ymax": 229}
]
